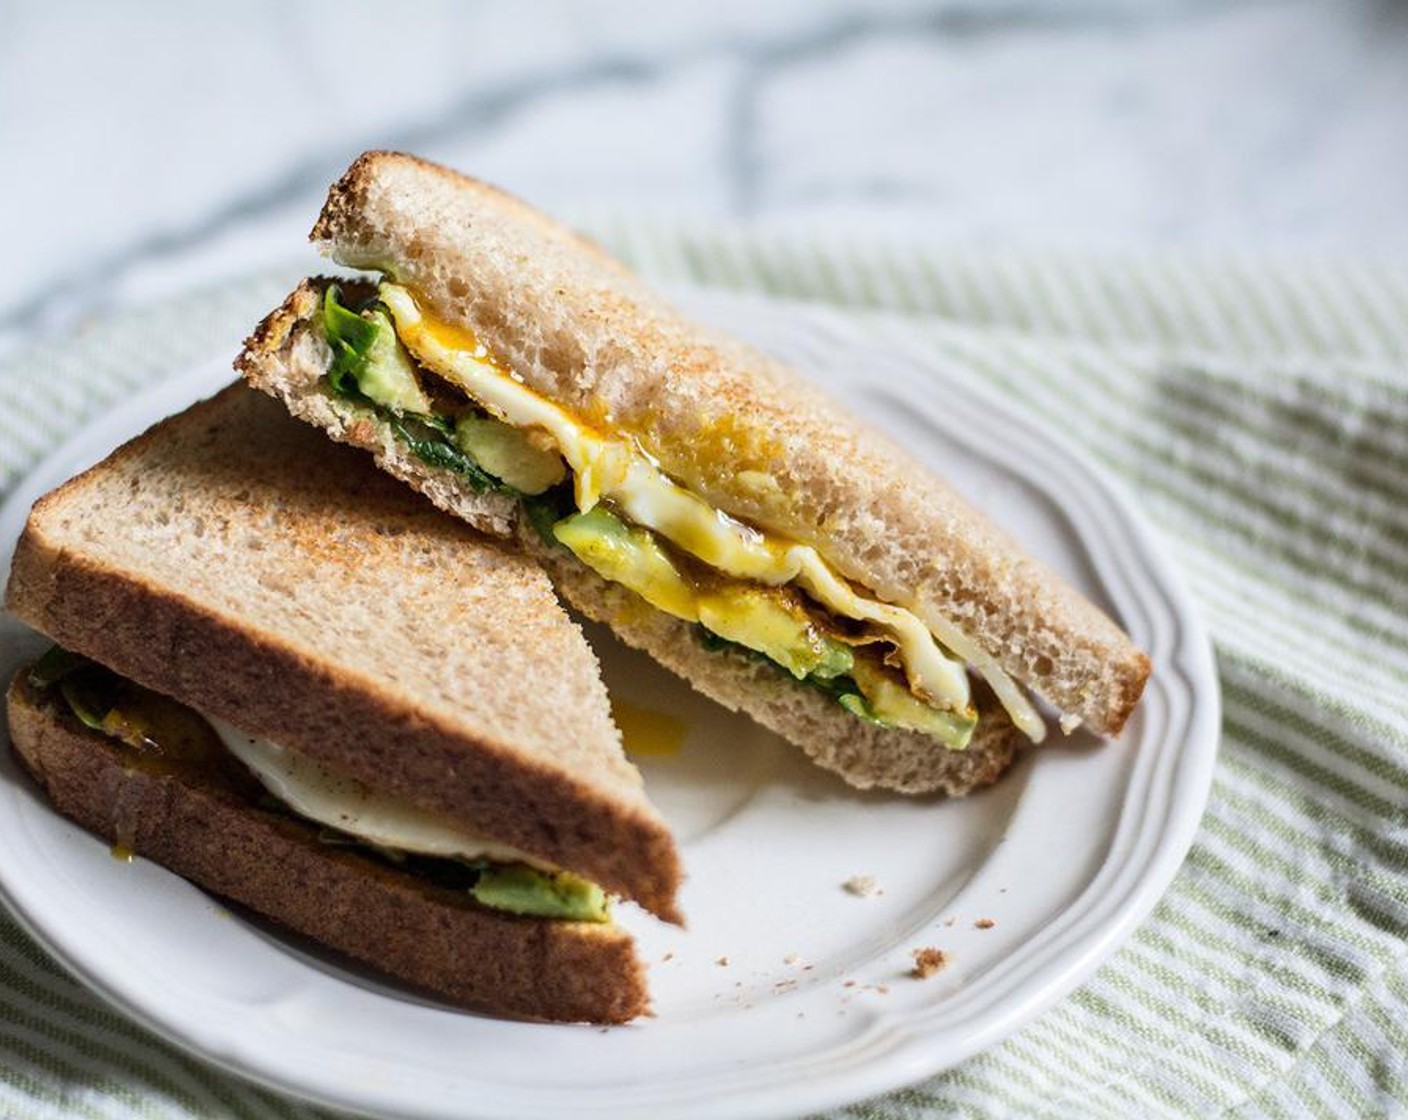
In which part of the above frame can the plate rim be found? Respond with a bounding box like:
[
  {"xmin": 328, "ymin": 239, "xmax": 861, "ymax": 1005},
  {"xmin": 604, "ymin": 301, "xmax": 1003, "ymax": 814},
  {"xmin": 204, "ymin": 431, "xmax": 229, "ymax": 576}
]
[{"xmin": 0, "ymin": 289, "xmax": 1219, "ymax": 1120}]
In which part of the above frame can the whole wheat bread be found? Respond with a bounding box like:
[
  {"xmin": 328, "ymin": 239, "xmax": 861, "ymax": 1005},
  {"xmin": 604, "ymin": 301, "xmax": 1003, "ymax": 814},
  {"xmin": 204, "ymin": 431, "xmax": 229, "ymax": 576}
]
[
  {"xmin": 303, "ymin": 151, "xmax": 1149, "ymax": 737},
  {"xmin": 7, "ymin": 676, "xmax": 647, "ymax": 1023},
  {"xmin": 3, "ymin": 385, "xmax": 682, "ymax": 922}
]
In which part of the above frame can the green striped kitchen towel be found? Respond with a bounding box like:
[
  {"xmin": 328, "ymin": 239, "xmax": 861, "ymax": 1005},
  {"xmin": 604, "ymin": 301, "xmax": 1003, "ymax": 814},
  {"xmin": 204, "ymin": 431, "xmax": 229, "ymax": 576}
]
[{"xmin": 0, "ymin": 231, "xmax": 1406, "ymax": 1119}]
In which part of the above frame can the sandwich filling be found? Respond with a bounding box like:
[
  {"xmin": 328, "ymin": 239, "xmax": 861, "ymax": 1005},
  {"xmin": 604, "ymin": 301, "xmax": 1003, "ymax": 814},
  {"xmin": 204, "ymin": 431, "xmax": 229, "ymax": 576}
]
[
  {"xmin": 27, "ymin": 646, "xmax": 609, "ymax": 922},
  {"xmin": 320, "ymin": 284, "xmax": 1046, "ymax": 748}
]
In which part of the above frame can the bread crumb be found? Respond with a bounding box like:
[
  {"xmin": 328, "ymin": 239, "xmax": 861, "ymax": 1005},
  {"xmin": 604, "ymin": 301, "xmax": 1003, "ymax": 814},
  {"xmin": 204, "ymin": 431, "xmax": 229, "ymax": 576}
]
[
  {"xmin": 715, "ymin": 956, "xmax": 729, "ymax": 967},
  {"xmin": 843, "ymin": 980, "xmax": 856, "ymax": 988},
  {"xmin": 911, "ymin": 947, "xmax": 949, "ymax": 979},
  {"xmin": 783, "ymin": 952, "xmax": 800, "ymax": 966},
  {"xmin": 842, "ymin": 875, "xmax": 882, "ymax": 897},
  {"xmin": 975, "ymin": 918, "xmax": 996, "ymax": 930},
  {"xmin": 661, "ymin": 951, "xmax": 675, "ymax": 962},
  {"xmin": 1060, "ymin": 713, "xmax": 1084, "ymax": 734}
]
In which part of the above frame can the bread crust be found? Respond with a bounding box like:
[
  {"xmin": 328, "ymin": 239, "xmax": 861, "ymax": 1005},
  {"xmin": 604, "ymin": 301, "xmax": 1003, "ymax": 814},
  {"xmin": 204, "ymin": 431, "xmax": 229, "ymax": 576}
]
[
  {"xmin": 3, "ymin": 386, "xmax": 682, "ymax": 923},
  {"xmin": 6, "ymin": 675, "xmax": 647, "ymax": 1023},
  {"xmin": 309, "ymin": 152, "xmax": 1149, "ymax": 735}
]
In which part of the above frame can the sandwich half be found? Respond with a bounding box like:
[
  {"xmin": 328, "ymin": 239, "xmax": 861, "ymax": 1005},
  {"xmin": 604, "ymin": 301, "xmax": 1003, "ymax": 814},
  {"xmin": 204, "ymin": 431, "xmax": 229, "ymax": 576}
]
[
  {"xmin": 239, "ymin": 151, "xmax": 1151, "ymax": 796},
  {"xmin": 4, "ymin": 384, "xmax": 681, "ymax": 1023}
]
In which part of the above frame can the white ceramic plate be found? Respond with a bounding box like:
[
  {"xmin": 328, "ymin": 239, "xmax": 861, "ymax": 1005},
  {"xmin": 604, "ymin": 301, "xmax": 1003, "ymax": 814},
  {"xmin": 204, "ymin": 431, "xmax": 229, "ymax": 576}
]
[{"xmin": 0, "ymin": 291, "xmax": 1217, "ymax": 1120}]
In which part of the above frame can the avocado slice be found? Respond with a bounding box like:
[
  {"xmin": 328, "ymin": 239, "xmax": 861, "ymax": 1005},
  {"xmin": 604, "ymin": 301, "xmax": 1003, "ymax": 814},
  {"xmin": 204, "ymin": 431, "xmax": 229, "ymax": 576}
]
[
  {"xmin": 697, "ymin": 588, "xmax": 853, "ymax": 681},
  {"xmin": 319, "ymin": 287, "xmax": 508, "ymax": 491},
  {"xmin": 455, "ymin": 416, "xmax": 566, "ymax": 495},
  {"xmin": 552, "ymin": 507, "xmax": 699, "ymax": 622},
  {"xmin": 321, "ymin": 287, "xmax": 431, "ymax": 415},
  {"xmin": 846, "ymin": 659, "xmax": 977, "ymax": 749},
  {"xmin": 471, "ymin": 864, "xmax": 609, "ymax": 922}
]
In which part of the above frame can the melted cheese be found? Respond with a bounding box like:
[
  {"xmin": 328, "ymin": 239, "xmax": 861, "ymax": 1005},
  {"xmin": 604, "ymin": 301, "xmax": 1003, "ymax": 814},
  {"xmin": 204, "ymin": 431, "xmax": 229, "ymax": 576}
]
[
  {"xmin": 210, "ymin": 718, "xmax": 549, "ymax": 868},
  {"xmin": 380, "ymin": 283, "xmax": 1044, "ymax": 739}
]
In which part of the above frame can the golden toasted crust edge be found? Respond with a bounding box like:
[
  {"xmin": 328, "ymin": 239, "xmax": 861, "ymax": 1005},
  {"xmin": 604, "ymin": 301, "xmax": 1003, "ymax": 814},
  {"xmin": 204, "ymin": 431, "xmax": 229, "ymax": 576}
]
[
  {"xmin": 311, "ymin": 151, "xmax": 630, "ymax": 276},
  {"xmin": 6, "ymin": 675, "xmax": 648, "ymax": 1023},
  {"xmin": 2, "ymin": 388, "xmax": 683, "ymax": 924}
]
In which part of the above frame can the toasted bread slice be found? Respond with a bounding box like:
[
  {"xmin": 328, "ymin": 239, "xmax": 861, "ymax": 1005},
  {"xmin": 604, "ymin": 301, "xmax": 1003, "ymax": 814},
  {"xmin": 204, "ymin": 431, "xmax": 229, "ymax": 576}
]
[
  {"xmin": 305, "ymin": 151, "xmax": 1149, "ymax": 737},
  {"xmin": 3, "ymin": 385, "xmax": 682, "ymax": 922},
  {"xmin": 7, "ymin": 675, "xmax": 647, "ymax": 1023}
]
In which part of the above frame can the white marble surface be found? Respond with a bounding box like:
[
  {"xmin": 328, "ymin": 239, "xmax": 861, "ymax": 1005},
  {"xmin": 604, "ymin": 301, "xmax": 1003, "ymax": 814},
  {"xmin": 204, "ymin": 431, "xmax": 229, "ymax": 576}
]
[{"xmin": 3, "ymin": 0, "xmax": 1407, "ymax": 355}]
